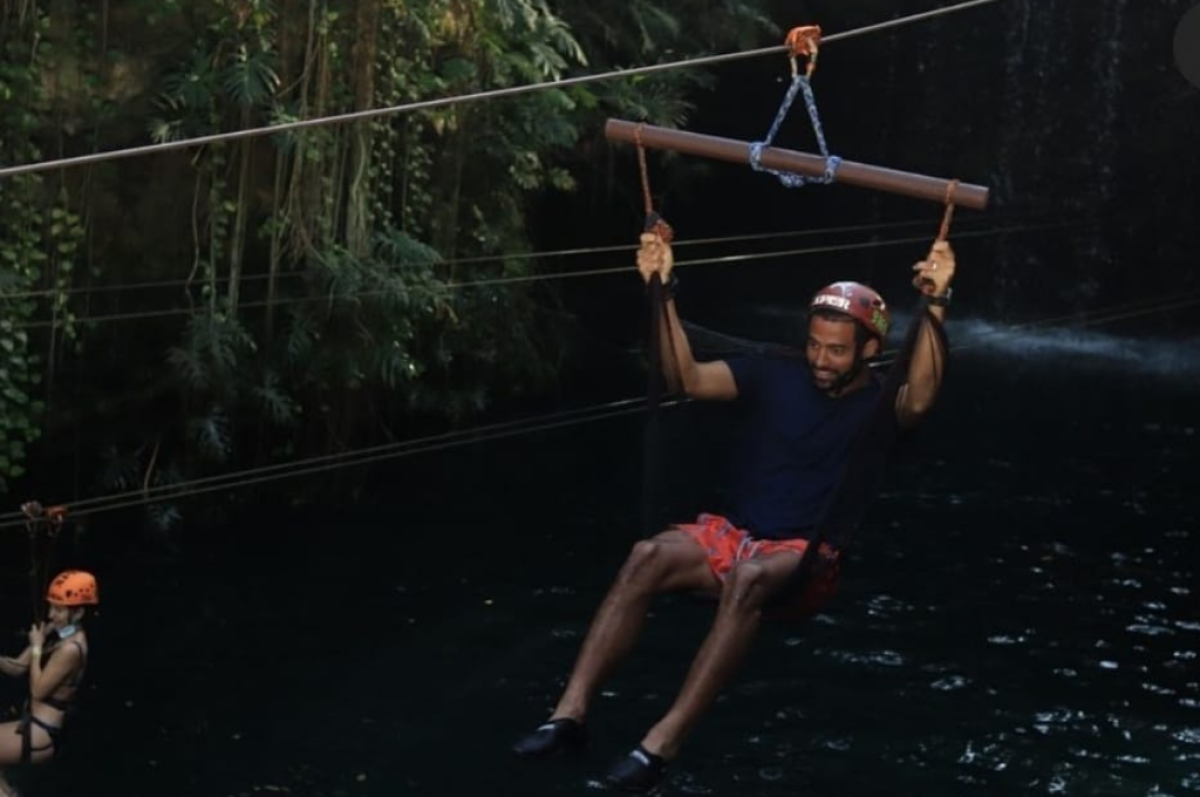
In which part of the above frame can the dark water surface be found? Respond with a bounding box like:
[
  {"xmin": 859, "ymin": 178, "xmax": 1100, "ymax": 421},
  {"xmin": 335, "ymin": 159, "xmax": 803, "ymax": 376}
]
[{"xmin": 7, "ymin": 344, "xmax": 1199, "ymax": 797}]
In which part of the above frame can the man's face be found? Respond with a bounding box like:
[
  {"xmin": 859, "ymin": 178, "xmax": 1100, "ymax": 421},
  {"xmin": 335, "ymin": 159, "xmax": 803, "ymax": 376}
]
[{"xmin": 806, "ymin": 315, "xmax": 875, "ymax": 394}]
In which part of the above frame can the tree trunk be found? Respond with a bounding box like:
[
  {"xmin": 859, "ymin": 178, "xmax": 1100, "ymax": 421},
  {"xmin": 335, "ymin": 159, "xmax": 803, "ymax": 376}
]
[
  {"xmin": 345, "ymin": 0, "xmax": 379, "ymax": 257},
  {"xmin": 228, "ymin": 112, "xmax": 252, "ymax": 313},
  {"xmin": 284, "ymin": 0, "xmax": 318, "ymax": 263},
  {"xmin": 311, "ymin": 20, "xmax": 332, "ymax": 250},
  {"xmin": 434, "ymin": 109, "xmax": 469, "ymax": 271},
  {"xmin": 267, "ymin": 0, "xmax": 299, "ymax": 344},
  {"xmin": 267, "ymin": 146, "xmax": 285, "ymax": 344}
]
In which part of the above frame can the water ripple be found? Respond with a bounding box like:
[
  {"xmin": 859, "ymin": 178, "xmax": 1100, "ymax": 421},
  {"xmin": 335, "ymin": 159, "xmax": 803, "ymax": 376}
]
[
  {"xmin": 931, "ymin": 675, "xmax": 971, "ymax": 691},
  {"xmin": 825, "ymin": 649, "xmax": 906, "ymax": 668},
  {"xmin": 957, "ymin": 740, "xmax": 1011, "ymax": 771},
  {"xmin": 1173, "ymin": 728, "xmax": 1200, "ymax": 745},
  {"xmin": 1035, "ymin": 708, "xmax": 1084, "ymax": 724},
  {"xmin": 1128, "ymin": 624, "xmax": 1176, "ymax": 637},
  {"xmin": 864, "ymin": 594, "xmax": 915, "ymax": 617},
  {"xmin": 1143, "ymin": 682, "xmax": 1177, "ymax": 695},
  {"xmin": 988, "ymin": 634, "xmax": 1029, "ymax": 646}
]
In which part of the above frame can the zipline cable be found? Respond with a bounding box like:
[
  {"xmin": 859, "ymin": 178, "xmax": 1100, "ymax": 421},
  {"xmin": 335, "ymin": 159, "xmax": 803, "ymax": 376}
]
[
  {"xmin": 11, "ymin": 221, "xmax": 1073, "ymax": 331},
  {"xmin": 2, "ymin": 287, "xmax": 1194, "ymax": 531},
  {"xmin": 3, "ymin": 398, "xmax": 651, "ymax": 515},
  {"xmin": 0, "ymin": 215, "xmax": 1028, "ymax": 302},
  {"xmin": 966, "ymin": 294, "xmax": 1200, "ymax": 340},
  {"xmin": 870, "ymin": 291, "xmax": 1200, "ymax": 361},
  {"xmin": 0, "ymin": 0, "xmax": 1008, "ymax": 180},
  {"xmin": 0, "ymin": 397, "xmax": 669, "ymax": 529}
]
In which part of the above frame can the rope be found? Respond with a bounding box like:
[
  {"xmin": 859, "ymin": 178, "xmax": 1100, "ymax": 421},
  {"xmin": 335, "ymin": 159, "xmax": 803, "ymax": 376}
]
[
  {"xmin": 3, "ymin": 286, "xmax": 1193, "ymax": 532},
  {"xmin": 20, "ymin": 503, "xmax": 66, "ymax": 624},
  {"xmin": 914, "ymin": 178, "xmax": 960, "ymax": 294},
  {"xmin": 7, "ymin": 221, "xmax": 1074, "ymax": 332},
  {"xmin": 637, "ymin": 126, "xmax": 655, "ymax": 223},
  {"xmin": 749, "ymin": 26, "xmax": 841, "ymax": 188},
  {"xmin": 25, "ymin": 513, "xmax": 41, "ymax": 624},
  {"xmin": 635, "ymin": 124, "xmax": 674, "ymax": 244},
  {"xmin": 0, "ymin": 0, "xmax": 1009, "ymax": 180},
  {"xmin": 937, "ymin": 180, "xmax": 960, "ymax": 242}
]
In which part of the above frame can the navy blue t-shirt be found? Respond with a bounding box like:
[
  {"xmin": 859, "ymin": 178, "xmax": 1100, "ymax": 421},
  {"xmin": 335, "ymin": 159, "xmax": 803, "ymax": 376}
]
[{"xmin": 725, "ymin": 356, "xmax": 884, "ymax": 540}]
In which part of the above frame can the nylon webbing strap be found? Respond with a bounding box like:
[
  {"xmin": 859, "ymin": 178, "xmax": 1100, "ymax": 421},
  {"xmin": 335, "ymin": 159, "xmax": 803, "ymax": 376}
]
[
  {"xmin": 642, "ymin": 278, "xmax": 666, "ymax": 538},
  {"xmin": 775, "ymin": 304, "xmax": 949, "ymax": 600},
  {"xmin": 636, "ymin": 127, "xmax": 678, "ymax": 538}
]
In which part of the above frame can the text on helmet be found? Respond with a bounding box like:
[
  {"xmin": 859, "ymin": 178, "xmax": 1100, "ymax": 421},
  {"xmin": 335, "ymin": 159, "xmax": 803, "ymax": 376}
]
[{"xmin": 812, "ymin": 294, "xmax": 851, "ymax": 311}]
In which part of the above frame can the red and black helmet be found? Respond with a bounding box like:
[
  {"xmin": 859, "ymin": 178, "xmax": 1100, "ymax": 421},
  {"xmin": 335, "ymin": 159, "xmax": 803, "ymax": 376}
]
[{"xmin": 809, "ymin": 281, "xmax": 891, "ymax": 341}]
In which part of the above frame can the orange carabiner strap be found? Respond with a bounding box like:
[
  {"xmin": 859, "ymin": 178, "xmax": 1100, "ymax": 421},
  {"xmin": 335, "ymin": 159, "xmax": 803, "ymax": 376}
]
[{"xmin": 785, "ymin": 25, "xmax": 822, "ymax": 78}]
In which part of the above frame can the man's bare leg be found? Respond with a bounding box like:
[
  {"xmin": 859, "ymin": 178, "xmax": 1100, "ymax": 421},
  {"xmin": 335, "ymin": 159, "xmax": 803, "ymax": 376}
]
[
  {"xmin": 639, "ymin": 551, "xmax": 803, "ymax": 758},
  {"xmin": 552, "ymin": 530, "xmax": 720, "ymax": 722}
]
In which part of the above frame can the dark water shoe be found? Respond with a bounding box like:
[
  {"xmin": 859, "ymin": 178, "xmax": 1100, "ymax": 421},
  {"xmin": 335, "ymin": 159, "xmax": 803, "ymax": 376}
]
[{"xmin": 511, "ymin": 718, "xmax": 587, "ymax": 758}]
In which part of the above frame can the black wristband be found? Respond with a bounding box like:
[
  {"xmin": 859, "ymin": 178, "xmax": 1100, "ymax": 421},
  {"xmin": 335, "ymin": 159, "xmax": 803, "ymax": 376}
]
[
  {"xmin": 648, "ymin": 272, "xmax": 678, "ymax": 301},
  {"xmin": 927, "ymin": 288, "xmax": 952, "ymax": 307}
]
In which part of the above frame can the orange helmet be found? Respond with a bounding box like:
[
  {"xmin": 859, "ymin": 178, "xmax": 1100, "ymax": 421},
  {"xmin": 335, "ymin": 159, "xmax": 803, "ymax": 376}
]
[
  {"xmin": 809, "ymin": 281, "xmax": 891, "ymax": 341},
  {"xmin": 47, "ymin": 570, "xmax": 99, "ymax": 606}
]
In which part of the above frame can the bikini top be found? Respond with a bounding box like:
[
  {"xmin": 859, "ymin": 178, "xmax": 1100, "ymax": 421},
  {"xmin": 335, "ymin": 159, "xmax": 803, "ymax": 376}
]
[{"xmin": 38, "ymin": 638, "xmax": 88, "ymax": 712}]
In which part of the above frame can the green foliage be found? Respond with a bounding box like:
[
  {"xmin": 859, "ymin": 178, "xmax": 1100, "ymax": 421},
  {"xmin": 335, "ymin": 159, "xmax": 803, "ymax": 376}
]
[
  {"xmin": 0, "ymin": 0, "xmax": 776, "ymax": 511},
  {"xmin": 253, "ymin": 372, "xmax": 299, "ymax": 426},
  {"xmin": 0, "ymin": 5, "xmax": 67, "ymax": 491},
  {"xmin": 168, "ymin": 313, "xmax": 257, "ymax": 395},
  {"xmin": 187, "ymin": 409, "xmax": 233, "ymax": 462}
]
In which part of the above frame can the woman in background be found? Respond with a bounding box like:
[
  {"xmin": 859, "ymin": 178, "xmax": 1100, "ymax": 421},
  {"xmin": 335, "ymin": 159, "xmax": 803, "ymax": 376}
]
[{"xmin": 0, "ymin": 570, "xmax": 98, "ymax": 797}]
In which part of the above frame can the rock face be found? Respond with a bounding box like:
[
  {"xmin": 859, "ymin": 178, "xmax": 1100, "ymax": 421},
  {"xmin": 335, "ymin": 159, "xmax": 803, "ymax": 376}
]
[{"xmin": 976, "ymin": 0, "xmax": 1195, "ymax": 320}]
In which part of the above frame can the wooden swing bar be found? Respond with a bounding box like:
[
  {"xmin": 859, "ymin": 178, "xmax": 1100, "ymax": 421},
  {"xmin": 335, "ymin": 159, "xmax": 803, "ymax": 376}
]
[{"xmin": 604, "ymin": 118, "xmax": 989, "ymax": 211}]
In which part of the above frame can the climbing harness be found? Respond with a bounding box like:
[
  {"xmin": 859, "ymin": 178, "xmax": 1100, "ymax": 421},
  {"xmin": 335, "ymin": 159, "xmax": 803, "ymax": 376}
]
[
  {"xmin": 749, "ymin": 26, "xmax": 842, "ymax": 188},
  {"xmin": 777, "ymin": 194, "xmax": 960, "ymax": 606}
]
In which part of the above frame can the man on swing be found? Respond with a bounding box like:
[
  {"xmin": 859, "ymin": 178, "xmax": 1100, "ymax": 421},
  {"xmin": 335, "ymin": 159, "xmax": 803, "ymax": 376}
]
[{"xmin": 513, "ymin": 231, "xmax": 956, "ymax": 792}]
